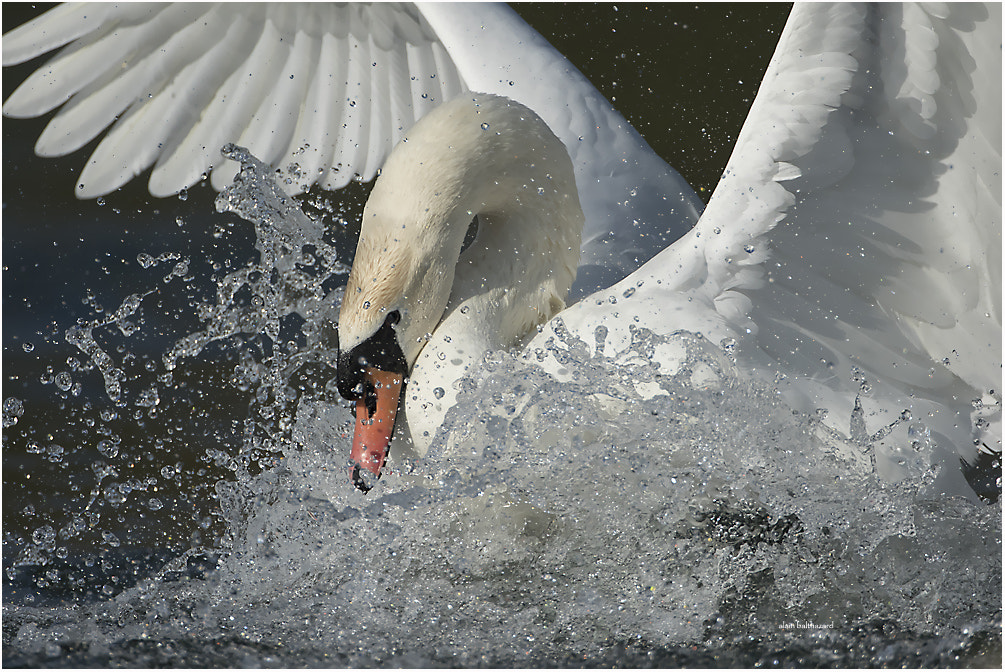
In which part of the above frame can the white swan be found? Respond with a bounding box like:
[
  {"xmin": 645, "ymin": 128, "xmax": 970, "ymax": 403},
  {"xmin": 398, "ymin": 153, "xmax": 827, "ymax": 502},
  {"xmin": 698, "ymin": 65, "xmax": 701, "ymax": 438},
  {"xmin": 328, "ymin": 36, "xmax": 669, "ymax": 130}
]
[
  {"xmin": 4, "ymin": 3, "xmax": 1001, "ymax": 497},
  {"xmin": 335, "ymin": 3, "xmax": 1001, "ymax": 495},
  {"xmin": 2, "ymin": 1, "xmax": 701, "ymax": 298}
]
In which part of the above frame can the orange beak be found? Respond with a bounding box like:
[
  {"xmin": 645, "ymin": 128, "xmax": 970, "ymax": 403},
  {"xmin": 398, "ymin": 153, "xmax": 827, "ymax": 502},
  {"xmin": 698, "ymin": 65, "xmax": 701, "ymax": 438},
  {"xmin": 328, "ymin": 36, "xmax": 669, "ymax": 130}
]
[{"xmin": 349, "ymin": 366, "xmax": 403, "ymax": 486}]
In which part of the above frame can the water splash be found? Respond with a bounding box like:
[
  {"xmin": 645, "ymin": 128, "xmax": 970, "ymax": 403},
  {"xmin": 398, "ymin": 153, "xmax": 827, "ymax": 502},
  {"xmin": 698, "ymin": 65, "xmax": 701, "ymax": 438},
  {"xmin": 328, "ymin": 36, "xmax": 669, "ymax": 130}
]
[{"xmin": 3, "ymin": 150, "xmax": 999, "ymax": 667}]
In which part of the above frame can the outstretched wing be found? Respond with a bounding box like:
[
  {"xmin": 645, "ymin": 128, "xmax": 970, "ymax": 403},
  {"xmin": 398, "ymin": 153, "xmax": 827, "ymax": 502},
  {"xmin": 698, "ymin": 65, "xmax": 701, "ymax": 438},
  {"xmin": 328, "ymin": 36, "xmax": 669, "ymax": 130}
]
[
  {"xmin": 4, "ymin": 2, "xmax": 705, "ymax": 298},
  {"xmin": 553, "ymin": 3, "xmax": 1000, "ymax": 465},
  {"xmin": 3, "ymin": 2, "xmax": 464, "ymax": 198},
  {"xmin": 693, "ymin": 2, "xmax": 1000, "ymax": 405}
]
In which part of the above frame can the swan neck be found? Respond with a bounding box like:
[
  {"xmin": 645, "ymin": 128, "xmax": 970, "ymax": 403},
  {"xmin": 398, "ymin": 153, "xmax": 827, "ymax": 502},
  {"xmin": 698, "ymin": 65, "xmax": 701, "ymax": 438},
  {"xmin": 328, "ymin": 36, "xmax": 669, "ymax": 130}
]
[{"xmin": 339, "ymin": 93, "xmax": 583, "ymax": 371}]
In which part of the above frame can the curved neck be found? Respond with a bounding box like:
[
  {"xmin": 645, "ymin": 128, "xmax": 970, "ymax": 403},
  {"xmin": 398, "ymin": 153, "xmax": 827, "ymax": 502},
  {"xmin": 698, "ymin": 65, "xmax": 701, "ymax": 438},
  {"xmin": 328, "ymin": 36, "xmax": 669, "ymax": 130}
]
[{"xmin": 339, "ymin": 93, "xmax": 583, "ymax": 368}]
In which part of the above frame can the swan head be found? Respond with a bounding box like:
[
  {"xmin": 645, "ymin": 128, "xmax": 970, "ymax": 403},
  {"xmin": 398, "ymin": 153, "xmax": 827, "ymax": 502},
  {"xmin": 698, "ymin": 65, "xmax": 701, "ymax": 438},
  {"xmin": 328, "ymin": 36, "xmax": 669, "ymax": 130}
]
[{"xmin": 335, "ymin": 92, "xmax": 583, "ymax": 490}]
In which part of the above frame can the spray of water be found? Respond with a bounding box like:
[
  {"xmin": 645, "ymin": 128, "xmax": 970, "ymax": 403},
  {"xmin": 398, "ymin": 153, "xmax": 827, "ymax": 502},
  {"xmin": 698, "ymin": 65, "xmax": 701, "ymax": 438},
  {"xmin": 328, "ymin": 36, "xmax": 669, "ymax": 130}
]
[{"xmin": 3, "ymin": 149, "xmax": 999, "ymax": 667}]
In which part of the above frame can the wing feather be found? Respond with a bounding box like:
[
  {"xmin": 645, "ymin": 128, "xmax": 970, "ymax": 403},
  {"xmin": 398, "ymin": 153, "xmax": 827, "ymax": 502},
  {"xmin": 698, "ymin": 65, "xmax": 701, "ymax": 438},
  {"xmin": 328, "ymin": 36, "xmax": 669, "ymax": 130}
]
[
  {"xmin": 3, "ymin": 2, "xmax": 109, "ymax": 67},
  {"xmin": 363, "ymin": 30, "xmax": 391, "ymax": 183},
  {"xmin": 234, "ymin": 21, "xmax": 315, "ymax": 170},
  {"xmin": 307, "ymin": 31, "xmax": 349, "ymax": 192},
  {"xmin": 329, "ymin": 22, "xmax": 371, "ymax": 190}
]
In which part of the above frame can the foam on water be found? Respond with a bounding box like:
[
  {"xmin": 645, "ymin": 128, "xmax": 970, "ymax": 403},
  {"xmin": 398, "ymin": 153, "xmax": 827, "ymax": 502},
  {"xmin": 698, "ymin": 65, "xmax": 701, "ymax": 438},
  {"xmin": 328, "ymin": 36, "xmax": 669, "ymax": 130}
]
[{"xmin": 3, "ymin": 149, "xmax": 1000, "ymax": 667}]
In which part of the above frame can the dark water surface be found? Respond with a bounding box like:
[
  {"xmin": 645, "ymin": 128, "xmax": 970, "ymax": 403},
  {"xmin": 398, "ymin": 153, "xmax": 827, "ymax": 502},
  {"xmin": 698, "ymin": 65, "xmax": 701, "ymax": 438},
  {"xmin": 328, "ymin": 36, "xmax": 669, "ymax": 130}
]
[{"xmin": 3, "ymin": 3, "xmax": 1000, "ymax": 668}]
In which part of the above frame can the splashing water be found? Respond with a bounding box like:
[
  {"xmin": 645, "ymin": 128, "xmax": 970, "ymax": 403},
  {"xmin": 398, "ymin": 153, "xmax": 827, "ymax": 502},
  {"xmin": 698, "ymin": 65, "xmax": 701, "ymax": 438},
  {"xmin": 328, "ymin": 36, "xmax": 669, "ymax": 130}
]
[{"xmin": 3, "ymin": 150, "xmax": 1000, "ymax": 667}]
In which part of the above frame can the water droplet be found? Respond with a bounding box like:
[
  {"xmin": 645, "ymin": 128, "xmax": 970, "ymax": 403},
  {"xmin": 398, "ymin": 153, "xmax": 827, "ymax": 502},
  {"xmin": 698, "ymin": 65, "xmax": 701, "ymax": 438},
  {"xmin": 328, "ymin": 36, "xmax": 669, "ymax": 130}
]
[
  {"xmin": 32, "ymin": 525, "xmax": 56, "ymax": 549},
  {"xmin": 3, "ymin": 397, "xmax": 25, "ymax": 428},
  {"xmin": 54, "ymin": 372, "xmax": 73, "ymax": 391},
  {"xmin": 97, "ymin": 439, "xmax": 119, "ymax": 459},
  {"xmin": 46, "ymin": 444, "xmax": 64, "ymax": 462},
  {"xmin": 433, "ymin": 387, "xmax": 445, "ymax": 399}
]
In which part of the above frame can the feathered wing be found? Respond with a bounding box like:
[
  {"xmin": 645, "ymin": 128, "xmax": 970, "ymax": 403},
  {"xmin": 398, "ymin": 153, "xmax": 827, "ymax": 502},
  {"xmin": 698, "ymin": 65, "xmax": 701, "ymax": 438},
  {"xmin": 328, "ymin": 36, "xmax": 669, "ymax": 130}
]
[
  {"xmin": 725, "ymin": 2, "xmax": 1000, "ymax": 396},
  {"xmin": 706, "ymin": 2, "xmax": 1001, "ymax": 451},
  {"xmin": 551, "ymin": 3, "xmax": 1000, "ymax": 475},
  {"xmin": 4, "ymin": 2, "xmax": 703, "ymax": 296},
  {"xmin": 2, "ymin": 2, "xmax": 465, "ymax": 198}
]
